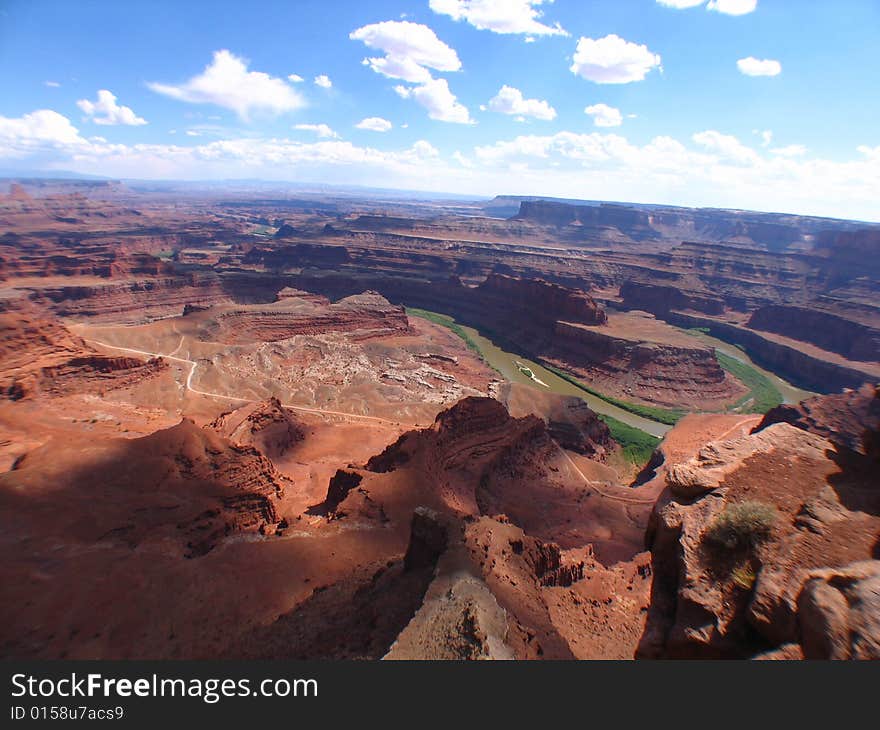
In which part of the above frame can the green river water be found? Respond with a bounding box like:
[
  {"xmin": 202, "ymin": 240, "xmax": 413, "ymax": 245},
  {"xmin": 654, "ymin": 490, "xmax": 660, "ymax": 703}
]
[{"xmin": 412, "ymin": 310, "xmax": 814, "ymax": 439}]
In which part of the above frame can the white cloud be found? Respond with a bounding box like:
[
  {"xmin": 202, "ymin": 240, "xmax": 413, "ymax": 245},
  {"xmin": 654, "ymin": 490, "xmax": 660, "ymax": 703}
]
[
  {"xmin": 755, "ymin": 129, "xmax": 773, "ymax": 147},
  {"xmin": 487, "ymin": 85, "xmax": 556, "ymax": 120},
  {"xmin": 147, "ymin": 50, "xmax": 305, "ymax": 120},
  {"xmin": 314, "ymin": 74, "xmax": 332, "ymax": 89},
  {"xmin": 453, "ymin": 150, "xmax": 474, "ymax": 168},
  {"xmin": 429, "ymin": 0, "xmax": 567, "ymax": 37},
  {"xmin": 770, "ymin": 144, "xmax": 807, "ymax": 157},
  {"xmin": 288, "ymin": 74, "xmax": 304, "ymax": 83},
  {"xmin": 355, "ymin": 117, "xmax": 393, "ymax": 132},
  {"xmin": 2, "ymin": 108, "xmax": 879, "ymax": 222},
  {"xmin": 707, "ymin": 0, "xmax": 757, "ymax": 15},
  {"xmin": 570, "ymin": 34, "xmax": 662, "ymax": 84},
  {"xmin": 350, "ymin": 21, "xmax": 461, "ymax": 83},
  {"xmin": 44, "ymin": 80, "xmax": 61, "ymax": 88},
  {"xmin": 395, "ymin": 78, "xmax": 473, "ymax": 124},
  {"xmin": 77, "ymin": 90, "xmax": 147, "ymax": 126},
  {"xmin": 692, "ymin": 129, "xmax": 760, "ymax": 165},
  {"xmin": 656, "ymin": 0, "xmax": 705, "ymax": 8},
  {"xmin": 737, "ymin": 56, "xmax": 781, "ymax": 77},
  {"xmin": 294, "ymin": 123, "xmax": 338, "ymax": 138},
  {"xmin": 0, "ymin": 110, "xmax": 85, "ymax": 157},
  {"xmin": 584, "ymin": 103, "xmax": 623, "ymax": 128}
]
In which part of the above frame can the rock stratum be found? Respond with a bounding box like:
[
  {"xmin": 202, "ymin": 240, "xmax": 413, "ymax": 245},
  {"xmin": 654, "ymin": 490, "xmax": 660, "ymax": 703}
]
[{"xmin": 0, "ymin": 182, "xmax": 877, "ymax": 661}]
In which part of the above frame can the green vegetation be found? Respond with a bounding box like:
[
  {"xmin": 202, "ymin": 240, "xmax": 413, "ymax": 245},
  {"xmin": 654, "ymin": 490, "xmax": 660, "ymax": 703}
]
[
  {"xmin": 406, "ymin": 307, "xmax": 483, "ymax": 355},
  {"xmin": 542, "ymin": 364, "xmax": 686, "ymax": 425},
  {"xmin": 730, "ymin": 562, "xmax": 758, "ymax": 590},
  {"xmin": 597, "ymin": 413, "xmax": 661, "ymax": 465},
  {"xmin": 704, "ymin": 501, "xmax": 777, "ymax": 551},
  {"xmin": 408, "ymin": 305, "xmax": 661, "ymax": 465},
  {"xmin": 716, "ymin": 351, "xmax": 783, "ymax": 414}
]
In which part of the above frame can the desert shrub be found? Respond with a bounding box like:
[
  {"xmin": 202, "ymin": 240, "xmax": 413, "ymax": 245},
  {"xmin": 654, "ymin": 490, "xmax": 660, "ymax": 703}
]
[
  {"xmin": 704, "ymin": 500, "xmax": 777, "ymax": 551},
  {"xmin": 730, "ymin": 562, "xmax": 758, "ymax": 590}
]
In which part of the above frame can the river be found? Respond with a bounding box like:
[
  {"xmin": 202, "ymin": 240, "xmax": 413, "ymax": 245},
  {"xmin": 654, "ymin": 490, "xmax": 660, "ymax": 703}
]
[
  {"xmin": 450, "ymin": 322, "xmax": 672, "ymax": 438},
  {"xmin": 680, "ymin": 328, "xmax": 815, "ymax": 404}
]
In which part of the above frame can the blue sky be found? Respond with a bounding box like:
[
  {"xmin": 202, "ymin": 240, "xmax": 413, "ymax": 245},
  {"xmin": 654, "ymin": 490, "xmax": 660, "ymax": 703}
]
[{"xmin": 1, "ymin": 0, "xmax": 878, "ymax": 219}]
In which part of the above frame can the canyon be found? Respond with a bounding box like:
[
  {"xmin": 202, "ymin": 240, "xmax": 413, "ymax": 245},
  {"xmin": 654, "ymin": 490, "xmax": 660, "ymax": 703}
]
[{"xmin": 0, "ymin": 178, "xmax": 877, "ymax": 660}]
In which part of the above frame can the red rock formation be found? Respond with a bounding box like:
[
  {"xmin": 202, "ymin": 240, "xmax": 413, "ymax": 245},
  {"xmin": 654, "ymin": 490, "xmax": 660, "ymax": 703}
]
[
  {"xmin": 32, "ymin": 273, "xmax": 232, "ymax": 324},
  {"xmin": 755, "ymin": 383, "xmax": 880, "ymax": 459},
  {"xmin": 748, "ymin": 305, "xmax": 880, "ymax": 362},
  {"xmin": 0, "ymin": 299, "xmax": 168, "ymax": 399},
  {"xmin": 214, "ymin": 291, "xmax": 411, "ymax": 344},
  {"xmin": 209, "ymin": 396, "xmax": 305, "ymax": 459},
  {"xmin": 639, "ymin": 422, "xmax": 880, "ymax": 658},
  {"xmin": 474, "ymin": 273, "xmax": 607, "ymax": 326},
  {"xmin": 3, "ymin": 418, "xmax": 287, "ymax": 559},
  {"xmin": 620, "ymin": 280, "xmax": 725, "ymax": 317}
]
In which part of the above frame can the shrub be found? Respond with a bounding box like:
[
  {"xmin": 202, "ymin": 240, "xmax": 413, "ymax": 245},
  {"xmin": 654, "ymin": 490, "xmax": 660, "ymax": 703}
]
[{"xmin": 704, "ymin": 500, "xmax": 777, "ymax": 551}]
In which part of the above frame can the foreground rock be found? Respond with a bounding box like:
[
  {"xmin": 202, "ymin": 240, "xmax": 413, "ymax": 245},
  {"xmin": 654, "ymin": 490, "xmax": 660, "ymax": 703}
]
[
  {"xmin": 639, "ymin": 418, "xmax": 880, "ymax": 659},
  {"xmin": 756, "ymin": 383, "xmax": 880, "ymax": 459}
]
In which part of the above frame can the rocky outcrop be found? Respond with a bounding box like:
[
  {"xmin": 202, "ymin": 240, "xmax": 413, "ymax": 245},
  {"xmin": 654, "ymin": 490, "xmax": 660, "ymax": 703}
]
[
  {"xmin": 639, "ymin": 421, "xmax": 880, "ymax": 659},
  {"xmin": 0, "ymin": 299, "xmax": 168, "ymax": 399},
  {"xmin": 755, "ymin": 384, "xmax": 880, "ymax": 459},
  {"xmin": 3, "ymin": 418, "xmax": 287, "ymax": 558},
  {"xmin": 546, "ymin": 319, "xmax": 740, "ymax": 409},
  {"xmin": 619, "ymin": 281, "xmax": 725, "ymax": 317},
  {"xmin": 7, "ymin": 355, "xmax": 168, "ymax": 400},
  {"xmin": 797, "ymin": 561, "xmax": 880, "ymax": 659},
  {"xmin": 31, "ymin": 273, "xmax": 232, "ymax": 324},
  {"xmin": 544, "ymin": 397, "xmax": 614, "ymax": 458},
  {"xmin": 213, "ymin": 291, "xmax": 411, "ymax": 344},
  {"xmin": 473, "ymin": 273, "xmax": 607, "ymax": 326},
  {"xmin": 668, "ymin": 311, "xmax": 880, "ymax": 393},
  {"xmin": 748, "ymin": 305, "xmax": 880, "ymax": 362},
  {"xmin": 209, "ymin": 397, "xmax": 305, "ymax": 459}
]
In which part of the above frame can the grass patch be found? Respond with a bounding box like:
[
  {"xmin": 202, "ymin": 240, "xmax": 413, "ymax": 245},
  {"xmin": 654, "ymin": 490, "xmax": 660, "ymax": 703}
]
[
  {"xmin": 597, "ymin": 413, "xmax": 661, "ymax": 465},
  {"xmin": 716, "ymin": 352, "xmax": 783, "ymax": 414},
  {"xmin": 542, "ymin": 364, "xmax": 686, "ymax": 425}
]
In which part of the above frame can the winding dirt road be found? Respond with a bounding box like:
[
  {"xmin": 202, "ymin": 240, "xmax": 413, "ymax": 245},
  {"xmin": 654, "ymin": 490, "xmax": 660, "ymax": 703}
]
[{"xmin": 84, "ymin": 337, "xmax": 419, "ymax": 427}]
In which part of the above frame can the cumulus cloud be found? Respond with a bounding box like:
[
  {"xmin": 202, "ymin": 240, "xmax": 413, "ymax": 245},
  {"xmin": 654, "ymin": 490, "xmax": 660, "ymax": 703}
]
[
  {"xmin": 2, "ymin": 107, "xmax": 878, "ymax": 222},
  {"xmin": 314, "ymin": 74, "xmax": 332, "ymax": 89},
  {"xmin": 429, "ymin": 0, "xmax": 567, "ymax": 37},
  {"xmin": 0, "ymin": 109, "xmax": 85, "ymax": 157},
  {"xmin": 288, "ymin": 74, "xmax": 304, "ymax": 83},
  {"xmin": 570, "ymin": 35, "xmax": 662, "ymax": 84},
  {"xmin": 77, "ymin": 90, "xmax": 147, "ymax": 126},
  {"xmin": 487, "ymin": 86, "xmax": 556, "ymax": 121},
  {"xmin": 584, "ymin": 103, "xmax": 623, "ymax": 128},
  {"xmin": 707, "ymin": 0, "xmax": 757, "ymax": 15},
  {"xmin": 294, "ymin": 123, "xmax": 338, "ymax": 138},
  {"xmin": 147, "ymin": 50, "xmax": 305, "ymax": 120},
  {"xmin": 395, "ymin": 78, "xmax": 473, "ymax": 124},
  {"xmin": 737, "ymin": 56, "xmax": 781, "ymax": 76},
  {"xmin": 692, "ymin": 129, "xmax": 760, "ymax": 164},
  {"xmin": 350, "ymin": 21, "xmax": 461, "ymax": 83},
  {"xmin": 355, "ymin": 117, "xmax": 393, "ymax": 132},
  {"xmin": 656, "ymin": 0, "xmax": 705, "ymax": 8}
]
